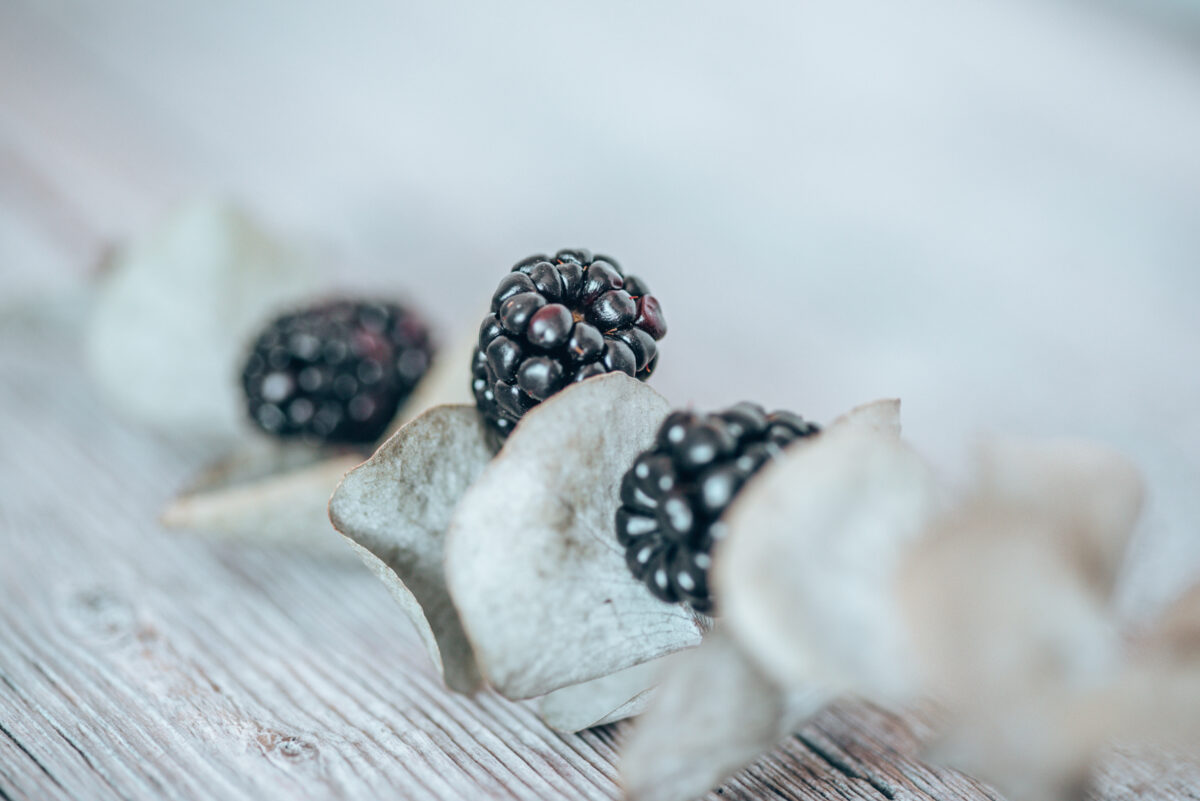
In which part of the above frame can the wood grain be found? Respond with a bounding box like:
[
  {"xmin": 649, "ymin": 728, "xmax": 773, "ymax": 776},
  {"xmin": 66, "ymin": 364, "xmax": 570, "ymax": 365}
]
[{"xmin": 3, "ymin": 269, "xmax": 1198, "ymax": 801}]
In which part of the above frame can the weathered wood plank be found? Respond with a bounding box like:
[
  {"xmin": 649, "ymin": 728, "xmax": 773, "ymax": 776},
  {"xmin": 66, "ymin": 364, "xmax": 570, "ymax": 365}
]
[{"xmin": 2, "ymin": 306, "xmax": 1198, "ymax": 801}]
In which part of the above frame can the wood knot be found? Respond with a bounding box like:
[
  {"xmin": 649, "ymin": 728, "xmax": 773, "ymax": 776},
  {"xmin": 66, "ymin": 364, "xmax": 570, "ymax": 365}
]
[
  {"xmin": 62, "ymin": 586, "xmax": 136, "ymax": 645},
  {"xmin": 256, "ymin": 729, "xmax": 319, "ymax": 765}
]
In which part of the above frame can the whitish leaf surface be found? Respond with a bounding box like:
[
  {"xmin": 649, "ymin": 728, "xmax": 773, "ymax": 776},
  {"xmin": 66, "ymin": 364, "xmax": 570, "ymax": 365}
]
[
  {"xmin": 86, "ymin": 200, "xmax": 323, "ymax": 440},
  {"xmin": 898, "ymin": 437, "xmax": 1145, "ymax": 801},
  {"xmin": 445, "ymin": 374, "xmax": 706, "ymax": 702},
  {"xmin": 621, "ymin": 628, "xmax": 829, "ymax": 801},
  {"xmin": 973, "ymin": 436, "xmax": 1144, "ymax": 596},
  {"xmin": 162, "ymin": 443, "xmax": 360, "ymax": 550},
  {"xmin": 831, "ymin": 397, "xmax": 901, "ymax": 437},
  {"xmin": 717, "ymin": 422, "xmax": 939, "ymax": 699},
  {"xmin": 537, "ymin": 658, "xmax": 663, "ymax": 732},
  {"xmin": 328, "ymin": 405, "xmax": 492, "ymax": 692}
]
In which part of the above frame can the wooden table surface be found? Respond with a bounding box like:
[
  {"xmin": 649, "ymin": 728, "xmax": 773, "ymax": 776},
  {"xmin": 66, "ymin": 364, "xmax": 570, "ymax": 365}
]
[
  {"xmin": 3, "ymin": 2, "xmax": 1199, "ymax": 799},
  {"xmin": 4, "ymin": 317, "xmax": 1199, "ymax": 801}
]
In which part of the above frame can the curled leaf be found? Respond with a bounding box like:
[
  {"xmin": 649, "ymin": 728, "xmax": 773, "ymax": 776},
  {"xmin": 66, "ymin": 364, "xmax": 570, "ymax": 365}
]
[
  {"xmin": 329, "ymin": 405, "xmax": 493, "ymax": 692},
  {"xmin": 1117, "ymin": 581, "xmax": 1200, "ymax": 752},
  {"xmin": 86, "ymin": 200, "xmax": 323, "ymax": 440},
  {"xmin": 897, "ymin": 438, "xmax": 1145, "ymax": 801},
  {"xmin": 975, "ymin": 437, "xmax": 1143, "ymax": 596},
  {"xmin": 538, "ymin": 658, "xmax": 662, "ymax": 732},
  {"xmin": 162, "ymin": 444, "xmax": 360, "ymax": 549},
  {"xmin": 621, "ymin": 627, "xmax": 829, "ymax": 801},
  {"xmin": 717, "ymin": 420, "xmax": 939, "ymax": 699},
  {"xmin": 831, "ymin": 397, "xmax": 901, "ymax": 437},
  {"xmin": 445, "ymin": 374, "xmax": 706, "ymax": 702},
  {"xmin": 162, "ymin": 325, "xmax": 476, "ymax": 546}
]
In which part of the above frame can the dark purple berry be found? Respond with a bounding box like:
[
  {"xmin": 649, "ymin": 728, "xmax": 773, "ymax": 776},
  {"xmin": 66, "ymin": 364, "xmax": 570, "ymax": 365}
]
[
  {"xmin": 614, "ymin": 403, "xmax": 820, "ymax": 613},
  {"xmin": 588, "ymin": 290, "xmax": 637, "ymax": 332},
  {"xmin": 602, "ymin": 338, "xmax": 637, "ymax": 376},
  {"xmin": 494, "ymin": 380, "xmax": 525, "ymax": 418},
  {"xmin": 529, "ymin": 262, "xmax": 565, "ymax": 302},
  {"xmin": 492, "ymin": 273, "xmax": 537, "ymax": 312},
  {"xmin": 517, "ymin": 356, "xmax": 565, "ymax": 400},
  {"xmin": 558, "ymin": 261, "xmax": 585, "ymax": 303},
  {"xmin": 526, "ymin": 304, "xmax": 574, "ymax": 350},
  {"xmin": 581, "ymin": 263, "xmax": 624, "ymax": 304},
  {"xmin": 478, "ymin": 314, "xmax": 505, "ymax": 349},
  {"xmin": 573, "ymin": 362, "xmax": 608, "ymax": 382},
  {"xmin": 471, "ymin": 249, "xmax": 666, "ymax": 448},
  {"xmin": 485, "ymin": 336, "xmax": 524, "ymax": 383},
  {"xmin": 499, "ymin": 292, "xmax": 546, "ymax": 336},
  {"xmin": 616, "ymin": 328, "xmax": 657, "ymax": 373},
  {"xmin": 241, "ymin": 299, "xmax": 434, "ymax": 446},
  {"xmin": 567, "ymin": 322, "xmax": 605, "ymax": 363},
  {"xmin": 635, "ymin": 295, "xmax": 668, "ymax": 340},
  {"xmin": 513, "ymin": 254, "xmax": 551, "ymax": 274}
]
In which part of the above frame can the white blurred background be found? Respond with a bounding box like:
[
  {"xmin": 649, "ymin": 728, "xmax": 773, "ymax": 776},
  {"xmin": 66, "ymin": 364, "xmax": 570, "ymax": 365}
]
[{"xmin": 2, "ymin": 0, "xmax": 1198, "ymax": 617}]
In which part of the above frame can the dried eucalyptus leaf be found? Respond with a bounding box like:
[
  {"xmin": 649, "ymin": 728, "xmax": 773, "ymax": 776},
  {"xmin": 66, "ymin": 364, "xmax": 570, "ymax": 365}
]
[
  {"xmin": 86, "ymin": 200, "xmax": 324, "ymax": 440},
  {"xmin": 831, "ymin": 397, "xmax": 901, "ymax": 436},
  {"xmin": 900, "ymin": 505, "xmax": 1123, "ymax": 708},
  {"xmin": 621, "ymin": 628, "xmax": 829, "ymax": 801},
  {"xmin": 896, "ymin": 437, "xmax": 1146, "ymax": 801},
  {"xmin": 328, "ymin": 405, "xmax": 492, "ymax": 692},
  {"xmin": 162, "ymin": 445, "xmax": 360, "ymax": 549},
  {"xmin": 1146, "ymin": 581, "xmax": 1200, "ymax": 661},
  {"xmin": 717, "ymin": 422, "xmax": 938, "ymax": 698},
  {"xmin": 446, "ymin": 374, "xmax": 706, "ymax": 701},
  {"xmin": 1117, "ymin": 581, "xmax": 1200, "ymax": 750},
  {"xmin": 538, "ymin": 658, "xmax": 663, "ymax": 732},
  {"xmin": 923, "ymin": 695, "xmax": 1109, "ymax": 801},
  {"xmin": 974, "ymin": 437, "xmax": 1144, "ymax": 594}
]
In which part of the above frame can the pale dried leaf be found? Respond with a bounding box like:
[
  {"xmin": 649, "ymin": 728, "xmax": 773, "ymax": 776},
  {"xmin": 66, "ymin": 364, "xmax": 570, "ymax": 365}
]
[
  {"xmin": 900, "ymin": 506, "xmax": 1122, "ymax": 708},
  {"xmin": 1116, "ymin": 581, "xmax": 1200, "ymax": 751},
  {"xmin": 328, "ymin": 405, "xmax": 492, "ymax": 692},
  {"xmin": 445, "ymin": 374, "xmax": 706, "ymax": 701},
  {"xmin": 897, "ymin": 436, "xmax": 1146, "ymax": 801},
  {"xmin": 162, "ymin": 445, "xmax": 360, "ymax": 550},
  {"xmin": 974, "ymin": 436, "xmax": 1144, "ymax": 594},
  {"xmin": 717, "ymin": 423, "xmax": 938, "ymax": 699},
  {"xmin": 621, "ymin": 628, "xmax": 829, "ymax": 801},
  {"xmin": 86, "ymin": 200, "xmax": 324, "ymax": 440},
  {"xmin": 830, "ymin": 397, "xmax": 901, "ymax": 437},
  {"xmin": 924, "ymin": 695, "xmax": 1109, "ymax": 801},
  {"xmin": 538, "ymin": 658, "xmax": 662, "ymax": 732},
  {"xmin": 1144, "ymin": 581, "xmax": 1200, "ymax": 662}
]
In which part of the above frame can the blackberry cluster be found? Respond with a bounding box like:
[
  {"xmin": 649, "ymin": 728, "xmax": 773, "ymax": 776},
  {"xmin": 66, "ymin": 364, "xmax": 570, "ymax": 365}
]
[
  {"xmin": 472, "ymin": 249, "xmax": 667, "ymax": 449},
  {"xmin": 616, "ymin": 403, "xmax": 820, "ymax": 613},
  {"xmin": 241, "ymin": 299, "xmax": 434, "ymax": 445}
]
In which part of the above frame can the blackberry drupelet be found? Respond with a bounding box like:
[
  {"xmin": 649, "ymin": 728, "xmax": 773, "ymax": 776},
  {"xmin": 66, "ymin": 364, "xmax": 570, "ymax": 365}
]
[
  {"xmin": 241, "ymin": 299, "xmax": 434, "ymax": 445},
  {"xmin": 472, "ymin": 249, "xmax": 667, "ymax": 449},
  {"xmin": 615, "ymin": 403, "xmax": 820, "ymax": 613}
]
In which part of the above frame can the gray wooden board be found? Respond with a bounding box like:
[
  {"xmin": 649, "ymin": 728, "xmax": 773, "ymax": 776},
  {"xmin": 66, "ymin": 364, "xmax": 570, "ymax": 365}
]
[{"xmin": 1, "ymin": 285, "xmax": 1197, "ymax": 801}]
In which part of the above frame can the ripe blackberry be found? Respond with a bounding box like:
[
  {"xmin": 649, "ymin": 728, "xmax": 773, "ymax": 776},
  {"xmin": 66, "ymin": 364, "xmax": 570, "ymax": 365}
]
[
  {"xmin": 241, "ymin": 299, "xmax": 434, "ymax": 445},
  {"xmin": 615, "ymin": 403, "xmax": 820, "ymax": 613},
  {"xmin": 472, "ymin": 248, "xmax": 667, "ymax": 449}
]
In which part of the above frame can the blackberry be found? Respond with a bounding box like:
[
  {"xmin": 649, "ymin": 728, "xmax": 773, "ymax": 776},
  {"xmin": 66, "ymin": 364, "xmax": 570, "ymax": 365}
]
[
  {"xmin": 615, "ymin": 403, "xmax": 820, "ymax": 613},
  {"xmin": 472, "ymin": 249, "xmax": 667, "ymax": 449},
  {"xmin": 241, "ymin": 299, "xmax": 434, "ymax": 445}
]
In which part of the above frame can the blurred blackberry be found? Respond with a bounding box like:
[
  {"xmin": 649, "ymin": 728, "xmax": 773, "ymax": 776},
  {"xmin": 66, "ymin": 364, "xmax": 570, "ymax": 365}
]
[
  {"xmin": 241, "ymin": 299, "xmax": 434, "ymax": 445},
  {"xmin": 615, "ymin": 403, "xmax": 819, "ymax": 613},
  {"xmin": 472, "ymin": 248, "xmax": 667, "ymax": 450}
]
